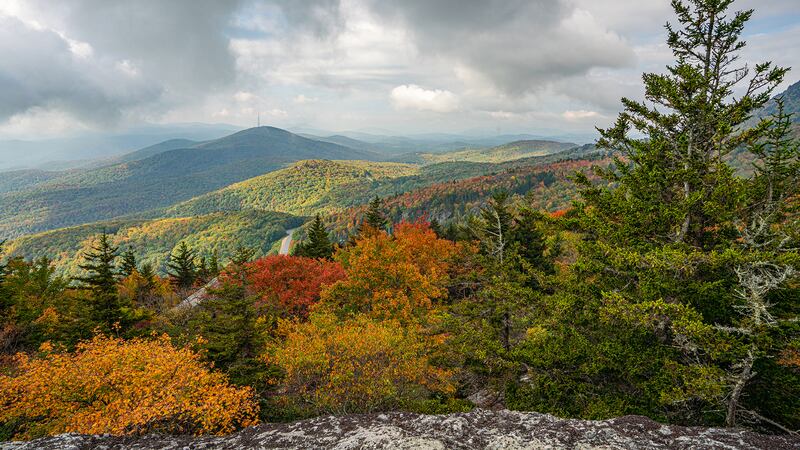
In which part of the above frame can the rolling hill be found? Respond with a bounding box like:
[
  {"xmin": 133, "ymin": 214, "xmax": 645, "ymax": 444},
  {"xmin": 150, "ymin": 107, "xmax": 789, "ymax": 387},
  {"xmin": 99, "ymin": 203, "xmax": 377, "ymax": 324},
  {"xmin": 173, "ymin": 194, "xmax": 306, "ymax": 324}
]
[
  {"xmin": 326, "ymin": 153, "xmax": 613, "ymax": 239},
  {"xmin": 113, "ymin": 138, "xmax": 200, "ymax": 163},
  {"xmin": 159, "ymin": 159, "xmax": 420, "ymax": 217},
  {"xmin": 3, "ymin": 145, "xmax": 605, "ymax": 275},
  {"xmin": 0, "ymin": 127, "xmax": 378, "ymax": 239},
  {"xmin": 3, "ymin": 210, "xmax": 303, "ymax": 277},
  {"xmin": 391, "ymin": 140, "xmax": 576, "ymax": 164}
]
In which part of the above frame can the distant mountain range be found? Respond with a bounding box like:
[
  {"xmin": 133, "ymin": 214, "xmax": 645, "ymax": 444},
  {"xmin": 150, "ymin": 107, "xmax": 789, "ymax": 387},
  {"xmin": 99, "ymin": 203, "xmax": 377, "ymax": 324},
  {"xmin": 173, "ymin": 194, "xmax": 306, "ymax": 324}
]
[
  {"xmin": 4, "ymin": 145, "xmax": 604, "ymax": 275},
  {"xmin": 2, "ymin": 79, "xmax": 797, "ymax": 274},
  {"xmin": 0, "ymin": 127, "xmax": 378, "ymax": 238},
  {"xmin": 390, "ymin": 140, "xmax": 577, "ymax": 164},
  {"xmin": 0, "ymin": 123, "xmax": 240, "ymax": 171}
]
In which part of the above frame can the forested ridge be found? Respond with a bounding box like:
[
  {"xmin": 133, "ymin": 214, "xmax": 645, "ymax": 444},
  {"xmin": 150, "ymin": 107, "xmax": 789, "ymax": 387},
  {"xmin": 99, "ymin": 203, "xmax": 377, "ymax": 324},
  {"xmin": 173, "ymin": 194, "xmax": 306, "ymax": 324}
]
[{"xmin": 1, "ymin": 0, "xmax": 799, "ymax": 444}]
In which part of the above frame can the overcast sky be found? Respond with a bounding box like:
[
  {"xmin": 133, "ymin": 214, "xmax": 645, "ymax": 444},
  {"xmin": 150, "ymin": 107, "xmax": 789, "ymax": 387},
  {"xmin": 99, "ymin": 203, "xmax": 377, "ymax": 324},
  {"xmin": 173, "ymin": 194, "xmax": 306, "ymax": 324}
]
[{"xmin": 0, "ymin": 0, "xmax": 798, "ymax": 139}]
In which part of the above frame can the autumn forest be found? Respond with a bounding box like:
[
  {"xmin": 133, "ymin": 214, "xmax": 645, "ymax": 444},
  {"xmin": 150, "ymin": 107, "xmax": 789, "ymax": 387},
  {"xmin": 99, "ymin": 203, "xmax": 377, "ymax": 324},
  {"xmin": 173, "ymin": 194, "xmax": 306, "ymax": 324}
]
[{"xmin": 1, "ymin": 0, "xmax": 800, "ymax": 444}]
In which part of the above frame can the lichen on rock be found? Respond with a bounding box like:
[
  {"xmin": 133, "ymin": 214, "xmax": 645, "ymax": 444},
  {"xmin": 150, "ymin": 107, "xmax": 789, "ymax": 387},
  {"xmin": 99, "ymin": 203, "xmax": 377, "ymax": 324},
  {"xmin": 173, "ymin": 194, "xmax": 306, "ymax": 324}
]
[{"xmin": 2, "ymin": 409, "xmax": 798, "ymax": 450}]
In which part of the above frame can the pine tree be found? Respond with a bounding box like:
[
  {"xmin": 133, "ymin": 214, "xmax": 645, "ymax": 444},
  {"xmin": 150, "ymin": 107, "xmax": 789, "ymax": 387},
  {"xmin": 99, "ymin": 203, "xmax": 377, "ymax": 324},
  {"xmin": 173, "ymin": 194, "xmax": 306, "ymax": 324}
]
[
  {"xmin": 360, "ymin": 196, "xmax": 388, "ymax": 234},
  {"xmin": 429, "ymin": 218, "xmax": 443, "ymax": 238},
  {"xmin": 197, "ymin": 256, "xmax": 210, "ymax": 284},
  {"xmin": 189, "ymin": 278, "xmax": 267, "ymax": 390},
  {"xmin": 209, "ymin": 250, "xmax": 220, "ymax": 278},
  {"xmin": 294, "ymin": 214, "xmax": 334, "ymax": 260},
  {"xmin": 579, "ymin": 0, "xmax": 788, "ymax": 248},
  {"xmin": 119, "ymin": 248, "xmax": 137, "ymax": 278},
  {"xmin": 229, "ymin": 244, "xmax": 255, "ymax": 288},
  {"xmin": 139, "ymin": 262, "xmax": 155, "ymax": 281},
  {"xmin": 75, "ymin": 231, "xmax": 125, "ymax": 327},
  {"xmin": 566, "ymin": 0, "xmax": 795, "ymax": 427},
  {"xmin": 514, "ymin": 208, "xmax": 555, "ymax": 274},
  {"xmin": 166, "ymin": 242, "xmax": 197, "ymax": 291}
]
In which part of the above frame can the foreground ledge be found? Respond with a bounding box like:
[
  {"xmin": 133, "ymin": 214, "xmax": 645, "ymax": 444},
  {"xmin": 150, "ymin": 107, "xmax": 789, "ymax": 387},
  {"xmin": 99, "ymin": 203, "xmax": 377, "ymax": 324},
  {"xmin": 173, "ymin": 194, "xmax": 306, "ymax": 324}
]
[{"xmin": 2, "ymin": 409, "xmax": 798, "ymax": 450}]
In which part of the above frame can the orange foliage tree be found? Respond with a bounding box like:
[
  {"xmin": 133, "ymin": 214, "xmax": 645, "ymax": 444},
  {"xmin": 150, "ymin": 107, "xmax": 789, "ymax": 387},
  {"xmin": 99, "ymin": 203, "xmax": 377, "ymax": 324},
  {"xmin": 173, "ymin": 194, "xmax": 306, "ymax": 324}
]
[
  {"xmin": 245, "ymin": 255, "xmax": 345, "ymax": 318},
  {"xmin": 266, "ymin": 313, "xmax": 454, "ymax": 415},
  {"xmin": 319, "ymin": 221, "xmax": 458, "ymax": 321},
  {"xmin": 0, "ymin": 335, "xmax": 258, "ymax": 439}
]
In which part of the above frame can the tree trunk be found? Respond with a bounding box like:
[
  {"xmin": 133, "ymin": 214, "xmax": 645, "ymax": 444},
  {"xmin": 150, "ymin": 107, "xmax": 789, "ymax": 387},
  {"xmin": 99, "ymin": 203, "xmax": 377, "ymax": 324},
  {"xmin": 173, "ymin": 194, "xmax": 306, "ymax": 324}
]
[{"xmin": 726, "ymin": 349, "xmax": 755, "ymax": 428}]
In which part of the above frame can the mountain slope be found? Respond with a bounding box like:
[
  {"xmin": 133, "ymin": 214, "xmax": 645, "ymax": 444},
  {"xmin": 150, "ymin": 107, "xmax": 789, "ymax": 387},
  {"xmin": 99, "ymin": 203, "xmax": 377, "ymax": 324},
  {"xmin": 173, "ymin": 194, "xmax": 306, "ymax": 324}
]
[
  {"xmin": 0, "ymin": 169, "xmax": 68, "ymax": 194},
  {"xmin": 3, "ymin": 210, "xmax": 303, "ymax": 277},
  {"xmin": 155, "ymin": 145, "xmax": 603, "ymax": 220},
  {"xmin": 758, "ymin": 80, "xmax": 800, "ymax": 122},
  {"xmin": 327, "ymin": 152, "xmax": 611, "ymax": 238},
  {"xmin": 114, "ymin": 138, "xmax": 200, "ymax": 163},
  {"xmin": 161, "ymin": 159, "xmax": 420, "ymax": 217},
  {"xmin": 0, "ymin": 127, "xmax": 377, "ymax": 238}
]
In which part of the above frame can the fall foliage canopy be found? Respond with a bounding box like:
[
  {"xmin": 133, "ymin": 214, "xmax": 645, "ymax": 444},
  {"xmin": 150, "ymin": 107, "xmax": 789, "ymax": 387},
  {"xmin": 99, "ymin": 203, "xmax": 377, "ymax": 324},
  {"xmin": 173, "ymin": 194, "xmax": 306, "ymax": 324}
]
[{"xmin": 0, "ymin": 335, "xmax": 258, "ymax": 439}]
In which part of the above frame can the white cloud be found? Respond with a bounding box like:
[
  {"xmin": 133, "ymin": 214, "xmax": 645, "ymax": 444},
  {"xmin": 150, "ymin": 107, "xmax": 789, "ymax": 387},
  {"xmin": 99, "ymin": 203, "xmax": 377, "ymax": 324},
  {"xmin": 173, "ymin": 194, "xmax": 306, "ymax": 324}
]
[
  {"xmin": 293, "ymin": 94, "xmax": 318, "ymax": 104},
  {"xmin": 562, "ymin": 110, "xmax": 600, "ymax": 120},
  {"xmin": 390, "ymin": 85, "xmax": 459, "ymax": 113}
]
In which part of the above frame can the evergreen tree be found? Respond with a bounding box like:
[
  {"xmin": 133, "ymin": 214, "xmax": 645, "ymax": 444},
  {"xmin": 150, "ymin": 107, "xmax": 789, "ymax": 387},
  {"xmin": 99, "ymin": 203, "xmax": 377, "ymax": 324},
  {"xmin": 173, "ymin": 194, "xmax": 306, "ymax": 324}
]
[
  {"xmin": 514, "ymin": 208, "xmax": 555, "ymax": 274},
  {"xmin": 166, "ymin": 242, "xmax": 197, "ymax": 291},
  {"xmin": 361, "ymin": 196, "xmax": 389, "ymax": 234},
  {"xmin": 197, "ymin": 256, "xmax": 210, "ymax": 284},
  {"xmin": 429, "ymin": 218, "xmax": 444, "ymax": 238},
  {"xmin": 209, "ymin": 250, "xmax": 220, "ymax": 278},
  {"xmin": 75, "ymin": 231, "xmax": 125, "ymax": 327},
  {"xmin": 476, "ymin": 190, "xmax": 515, "ymax": 264},
  {"xmin": 560, "ymin": 0, "xmax": 797, "ymax": 427},
  {"xmin": 294, "ymin": 214, "xmax": 334, "ymax": 260},
  {"xmin": 188, "ymin": 277, "xmax": 268, "ymax": 391},
  {"xmin": 229, "ymin": 244, "xmax": 256, "ymax": 288},
  {"xmin": 0, "ymin": 240, "xmax": 9, "ymax": 313},
  {"xmin": 119, "ymin": 248, "xmax": 137, "ymax": 278},
  {"xmin": 139, "ymin": 262, "xmax": 156, "ymax": 281}
]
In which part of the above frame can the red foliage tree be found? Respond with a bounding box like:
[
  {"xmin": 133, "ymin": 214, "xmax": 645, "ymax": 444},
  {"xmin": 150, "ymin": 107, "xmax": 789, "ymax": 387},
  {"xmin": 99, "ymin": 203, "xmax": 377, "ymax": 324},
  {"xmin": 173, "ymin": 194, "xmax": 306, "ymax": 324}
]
[{"xmin": 245, "ymin": 255, "xmax": 346, "ymax": 319}]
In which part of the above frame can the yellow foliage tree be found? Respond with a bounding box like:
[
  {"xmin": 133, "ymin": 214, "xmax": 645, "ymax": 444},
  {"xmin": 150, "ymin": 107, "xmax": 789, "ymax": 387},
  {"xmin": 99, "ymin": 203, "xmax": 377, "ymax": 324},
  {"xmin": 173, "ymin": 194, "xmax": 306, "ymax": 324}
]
[
  {"xmin": 0, "ymin": 335, "xmax": 258, "ymax": 439},
  {"xmin": 320, "ymin": 221, "xmax": 458, "ymax": 321},
  {"xmin": 267, "ymin": 313, "xmax": 454, "ymax": 415},
  {"xmin": 117, "ymin": 271, "xmax": 179, "ymax": 313}
]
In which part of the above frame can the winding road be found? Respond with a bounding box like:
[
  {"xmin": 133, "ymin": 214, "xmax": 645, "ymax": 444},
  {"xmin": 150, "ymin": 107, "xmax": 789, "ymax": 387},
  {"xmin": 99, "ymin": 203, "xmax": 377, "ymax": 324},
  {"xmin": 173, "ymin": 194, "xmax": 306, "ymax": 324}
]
[{"xmin": 279, "ymin": 228, "xmax": 297, "ymax": 255}]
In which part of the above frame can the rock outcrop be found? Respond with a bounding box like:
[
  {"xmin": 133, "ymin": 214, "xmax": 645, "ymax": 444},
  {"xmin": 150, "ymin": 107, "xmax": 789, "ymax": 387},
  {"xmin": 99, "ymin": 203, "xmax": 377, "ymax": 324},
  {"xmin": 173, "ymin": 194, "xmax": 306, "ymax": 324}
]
[{"xmin": 2, "ymin": 409, "xmax": 797, "ymax": 450}]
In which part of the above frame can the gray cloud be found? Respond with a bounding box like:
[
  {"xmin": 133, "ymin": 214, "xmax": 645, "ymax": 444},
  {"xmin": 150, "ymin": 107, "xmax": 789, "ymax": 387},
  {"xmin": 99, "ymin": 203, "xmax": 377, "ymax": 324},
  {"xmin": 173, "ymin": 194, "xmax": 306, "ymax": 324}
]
[
  {"xmin": 0, "ymin": 0, "xmax": 240, "ymax": 128},
  {"xmin": 50, "ymin": 0, "xmax": 240, "ymax": 95},
  {"xmin": 0, "ymin": 0, "xmax": 797, "ymax": 138},
  {"xmin": 269, "ymin": 0, "xmax": 635, "ymax": 95},
  {"xmin": 0, "ymin": 16, "xmax": 160, "ymax": 124}
]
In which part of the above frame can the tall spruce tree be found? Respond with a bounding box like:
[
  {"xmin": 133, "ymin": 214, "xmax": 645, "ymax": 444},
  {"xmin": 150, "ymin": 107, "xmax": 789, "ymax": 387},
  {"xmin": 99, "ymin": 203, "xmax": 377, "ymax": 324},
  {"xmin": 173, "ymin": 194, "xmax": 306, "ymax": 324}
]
[
  {"xmin": 119, "ymin": 248, "xmax": 137, "ymax": 278},
  {"xmin": 294, "ymin": 215, "xmax": 334, "ymax": 260},
  {"xmin": 362, "ymin": 196, "xmax": 389, "ymax": 233},
  {"xmin": 565, "ymin": 0, "xmax": 796, "ymax": 428},
  {"xmin": 166, "ymin": 242, "xmax": 197, "ymax": 290},
  {"xmin": 209, "ymin": 250, "xmax": 220, "ymax": 278},
  {"xmin": 76, "ymin": 231, "xmax": 125, "ymax": 327}
]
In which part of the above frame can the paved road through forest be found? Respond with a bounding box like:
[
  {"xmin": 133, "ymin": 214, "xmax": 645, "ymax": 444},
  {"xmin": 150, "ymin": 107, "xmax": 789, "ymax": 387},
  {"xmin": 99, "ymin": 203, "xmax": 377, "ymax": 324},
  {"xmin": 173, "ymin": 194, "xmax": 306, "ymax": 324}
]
[{"xmin": 279, "ymin": 228, "xmax": 296, "ymax": 255}]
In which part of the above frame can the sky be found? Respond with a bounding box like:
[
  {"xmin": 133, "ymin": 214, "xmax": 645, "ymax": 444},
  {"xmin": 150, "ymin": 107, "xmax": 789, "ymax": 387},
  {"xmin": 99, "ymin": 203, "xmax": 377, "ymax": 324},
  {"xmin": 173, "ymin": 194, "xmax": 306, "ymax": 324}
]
[{"xmin": 0, "ymin": 0, "xmax": 798, "ymax": 140}]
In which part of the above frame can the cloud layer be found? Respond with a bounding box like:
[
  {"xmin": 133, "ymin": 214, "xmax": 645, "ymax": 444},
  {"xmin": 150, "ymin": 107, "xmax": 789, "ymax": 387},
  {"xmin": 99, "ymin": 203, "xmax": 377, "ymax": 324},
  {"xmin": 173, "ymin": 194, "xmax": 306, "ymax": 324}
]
[{"xmin": 0, "ymin": 0, "xmax": 798, "ymax": 138}]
